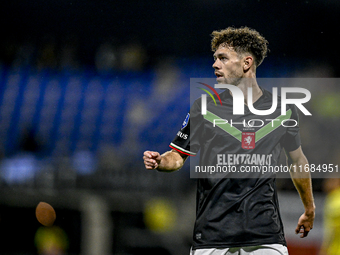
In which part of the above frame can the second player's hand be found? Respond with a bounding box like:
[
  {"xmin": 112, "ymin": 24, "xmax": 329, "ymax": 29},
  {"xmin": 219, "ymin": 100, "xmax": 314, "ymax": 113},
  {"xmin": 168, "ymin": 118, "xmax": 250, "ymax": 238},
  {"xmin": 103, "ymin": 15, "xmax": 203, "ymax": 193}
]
[
  {"xmin": 295, "ymin": 211, "xmax": 315, "ymax": 238},
  {"xmin": 143, "ymin": 151, "xmax": 162, "ymax": 169}
]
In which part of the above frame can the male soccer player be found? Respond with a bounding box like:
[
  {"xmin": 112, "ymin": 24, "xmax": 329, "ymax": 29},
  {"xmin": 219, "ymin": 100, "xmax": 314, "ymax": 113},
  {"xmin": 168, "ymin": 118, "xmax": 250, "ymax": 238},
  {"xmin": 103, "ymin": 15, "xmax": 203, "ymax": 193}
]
[{"xmin": 143, "ymin": 27, "xmax": 315, "ymax": 255}]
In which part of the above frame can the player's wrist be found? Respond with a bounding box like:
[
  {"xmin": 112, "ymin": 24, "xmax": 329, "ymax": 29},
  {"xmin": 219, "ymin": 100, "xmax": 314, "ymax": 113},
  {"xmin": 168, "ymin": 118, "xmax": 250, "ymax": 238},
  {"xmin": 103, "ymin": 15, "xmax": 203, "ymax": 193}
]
[{"xmin": 304, "ymin": 205, "xmax": 315, "ymax": 216}]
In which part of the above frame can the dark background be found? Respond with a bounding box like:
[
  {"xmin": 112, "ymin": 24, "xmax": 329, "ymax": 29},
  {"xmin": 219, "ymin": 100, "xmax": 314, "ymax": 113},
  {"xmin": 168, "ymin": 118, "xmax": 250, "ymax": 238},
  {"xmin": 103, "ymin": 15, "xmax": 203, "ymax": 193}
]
[{"xmin": 1, "ymin": 0, "xmax": 339, "ymax": 74}]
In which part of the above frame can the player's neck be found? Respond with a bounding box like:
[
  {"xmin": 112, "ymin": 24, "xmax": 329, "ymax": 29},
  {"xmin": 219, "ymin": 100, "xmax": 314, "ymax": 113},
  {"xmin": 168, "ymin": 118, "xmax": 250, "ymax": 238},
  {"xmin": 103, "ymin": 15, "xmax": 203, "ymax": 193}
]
[{"xmin": 233, "ymin": 77, "xmax": 262, "ymax": 105}]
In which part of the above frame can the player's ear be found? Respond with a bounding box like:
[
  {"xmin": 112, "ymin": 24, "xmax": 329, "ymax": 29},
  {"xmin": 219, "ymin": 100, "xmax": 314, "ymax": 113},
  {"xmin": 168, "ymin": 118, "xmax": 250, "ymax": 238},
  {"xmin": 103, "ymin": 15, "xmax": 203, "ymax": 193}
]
[{"xmin": 243, "ymin": 55, "xmax": 254, "ymax": 72}]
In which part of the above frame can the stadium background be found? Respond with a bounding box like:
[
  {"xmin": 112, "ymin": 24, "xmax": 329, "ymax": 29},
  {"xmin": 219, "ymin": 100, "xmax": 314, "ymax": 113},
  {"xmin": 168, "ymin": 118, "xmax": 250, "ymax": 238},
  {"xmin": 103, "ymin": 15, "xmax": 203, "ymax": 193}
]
[{"xmin": 0, "ymin": 0, "xmax": 339, "ymax": 254}]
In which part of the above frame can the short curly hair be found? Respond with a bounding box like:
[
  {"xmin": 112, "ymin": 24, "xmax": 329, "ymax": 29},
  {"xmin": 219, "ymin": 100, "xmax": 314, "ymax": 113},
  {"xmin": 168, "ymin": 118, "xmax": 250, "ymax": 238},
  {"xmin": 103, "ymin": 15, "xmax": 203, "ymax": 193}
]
[{"xmin": 211, "ymin": 27, "xmax": 269, "ymax": 67}]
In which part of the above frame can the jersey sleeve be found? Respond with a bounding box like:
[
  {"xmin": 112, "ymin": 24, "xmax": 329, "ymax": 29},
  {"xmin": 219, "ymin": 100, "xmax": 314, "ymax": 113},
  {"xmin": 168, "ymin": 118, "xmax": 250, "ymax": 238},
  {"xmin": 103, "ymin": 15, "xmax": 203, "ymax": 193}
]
[
  {"xmin": 281, "ymin": 104, "xmax": 302, "ymax": 152},
  {"xmin": 169, "ymin": 99, "xmax": 203, "ymax": 156}
]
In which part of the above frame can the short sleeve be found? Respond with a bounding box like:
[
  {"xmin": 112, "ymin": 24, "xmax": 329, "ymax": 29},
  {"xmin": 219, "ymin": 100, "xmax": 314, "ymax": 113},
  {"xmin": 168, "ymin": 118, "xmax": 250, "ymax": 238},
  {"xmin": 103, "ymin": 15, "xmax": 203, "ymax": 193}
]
[
  {"xmin": 281, "ymin": 105, "xmax": 301, "ymax": 152},
  {"xmin": 169, "ymin": 99, "xmax": 203, "ymax": 156}
]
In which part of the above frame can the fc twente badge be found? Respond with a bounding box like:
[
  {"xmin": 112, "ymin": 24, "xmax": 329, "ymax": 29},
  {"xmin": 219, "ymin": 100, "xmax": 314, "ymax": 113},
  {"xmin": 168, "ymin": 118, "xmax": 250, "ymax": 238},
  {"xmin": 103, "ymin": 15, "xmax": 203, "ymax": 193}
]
[{"xmin": 242, "ymin": 132, "xmax": 255, "ymax": 149}]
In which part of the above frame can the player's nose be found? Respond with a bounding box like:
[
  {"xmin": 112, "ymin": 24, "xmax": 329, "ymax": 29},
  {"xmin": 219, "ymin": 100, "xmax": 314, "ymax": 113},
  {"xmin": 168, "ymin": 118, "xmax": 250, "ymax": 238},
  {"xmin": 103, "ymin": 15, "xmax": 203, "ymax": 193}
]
[{"xmin": 212, "ymin": 59, "xmax": 221, "ymax": 70}]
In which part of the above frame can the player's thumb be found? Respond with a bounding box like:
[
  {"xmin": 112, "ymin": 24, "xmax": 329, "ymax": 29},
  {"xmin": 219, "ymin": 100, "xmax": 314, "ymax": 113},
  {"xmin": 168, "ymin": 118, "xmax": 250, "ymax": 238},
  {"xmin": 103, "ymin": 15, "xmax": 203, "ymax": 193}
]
[
  {"xmin": 151, "ymin": 152, "xmax": 161, "ymax": 160},
  {"xmin": 295, "ymin": 224, "xmax": 302, "ymax": 234}
]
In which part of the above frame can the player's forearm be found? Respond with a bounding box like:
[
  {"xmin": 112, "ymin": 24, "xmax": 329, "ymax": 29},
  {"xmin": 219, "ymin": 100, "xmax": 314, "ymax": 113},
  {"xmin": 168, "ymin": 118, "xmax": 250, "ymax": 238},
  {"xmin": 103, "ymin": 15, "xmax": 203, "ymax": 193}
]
[
  {"xmin": 291, "ymin": 175, "xmax": 315, "ymax": 214},
  {"xmin": 157, "ymin": 150, "xmax": 186, "ymax": 172},
  {"xmin": 290, "ymin": 159, "xmax": 315, "ymax": 213}
]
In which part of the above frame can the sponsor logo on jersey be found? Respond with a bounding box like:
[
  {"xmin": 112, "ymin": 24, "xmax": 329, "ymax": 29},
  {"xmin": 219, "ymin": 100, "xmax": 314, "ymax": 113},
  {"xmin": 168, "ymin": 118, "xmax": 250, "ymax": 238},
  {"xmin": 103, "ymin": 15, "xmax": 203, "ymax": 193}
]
[
  {"xmin": 242, "ymin": 132, "xmax": 255, "ymax": 149},
  {"xmin": 217, "ymin": 153, "xmax": 273, "ymax": 166},
  {"xmin": 177, "ymin": 131, "xmax": 188, "ymax": 140},
  {"xmin": 181, "ymin": 113, "xmax": 190, "ymax": 129}
]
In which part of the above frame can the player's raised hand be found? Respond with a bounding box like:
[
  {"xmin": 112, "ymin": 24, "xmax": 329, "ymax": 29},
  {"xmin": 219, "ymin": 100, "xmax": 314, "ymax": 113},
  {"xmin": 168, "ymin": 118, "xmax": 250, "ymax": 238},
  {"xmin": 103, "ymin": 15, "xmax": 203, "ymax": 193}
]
[{"xmin": 143, "ymin": 151, "xmax": 162, "ymax": 170}]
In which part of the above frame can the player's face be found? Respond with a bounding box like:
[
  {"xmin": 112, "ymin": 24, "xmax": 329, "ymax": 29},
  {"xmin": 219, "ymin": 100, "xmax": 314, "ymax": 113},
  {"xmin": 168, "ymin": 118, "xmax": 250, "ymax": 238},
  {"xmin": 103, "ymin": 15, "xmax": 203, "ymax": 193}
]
[{"xmin": 212, "ymin": 45, "xmax": 244, "ymax": 85}]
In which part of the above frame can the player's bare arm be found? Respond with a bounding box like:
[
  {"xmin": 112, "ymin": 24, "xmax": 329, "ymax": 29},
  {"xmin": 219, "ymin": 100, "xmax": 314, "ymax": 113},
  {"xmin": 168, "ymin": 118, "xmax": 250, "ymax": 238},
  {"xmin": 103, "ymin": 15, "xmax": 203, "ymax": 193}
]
[
  {"xmin": 143, "ymin": 149, "xmax": 188, "ymax": 172},
  {"xmin": 288, "ymin": 146, "xmax": 315, "ymax": 238}
]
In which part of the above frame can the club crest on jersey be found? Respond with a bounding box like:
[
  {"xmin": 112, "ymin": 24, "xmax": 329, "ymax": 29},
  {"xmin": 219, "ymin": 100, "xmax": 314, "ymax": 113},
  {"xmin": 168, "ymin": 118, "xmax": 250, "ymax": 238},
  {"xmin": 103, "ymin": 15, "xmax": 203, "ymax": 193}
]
[
  {"xmin": 242, "ymin": 132, "xmax": 255, "ymax": 150},
  {"xmin": 181, "ymin": 113, "xmax": 190, "ymax": 129}
]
